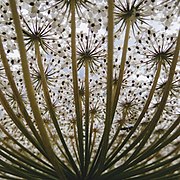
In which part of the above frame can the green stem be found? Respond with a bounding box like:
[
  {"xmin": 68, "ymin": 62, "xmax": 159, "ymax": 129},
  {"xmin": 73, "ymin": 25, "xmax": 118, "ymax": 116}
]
[
  {"xmin": 111, "ymin": 19, "xmax": 131, "ymax": 122},
  {"xmin": 91, "ymin": 0, "xmax": 114, "ymax": 178},
  {"xmin": 70, "ymin": 0, "xmax": 84, "ymax": 176},
  {"xmin": 9, "ymin": 1, "xmax": 66, "ymax": 179},
  {"xmin": 0, "ymin": 144, "xmax": 57, "ymax": 179},
  {"xmin": 104, "ymin": 30, "xmax": 180, "ymax": 177},
  {"xmin": 97, "ymin": 20, "xmax": 131, "ymax": 174},
  {"xmin": 107, "ymin": 108, "xmax": 128, "ymax": 151},
  {"xmin": 0, "ymin": 158, "xmax": 37, "ymax": 180},
  {"xmin": 105, "ymin": 59, "xmax": 163, "ymax": 169},
  {"xmin": 34, "ymin": 41, "xmax": 79, "ymax": 176},
  {"xmin": 0, "ymin": 88, "xmax": 45, "ymax": 157},
  {"xmin": 104, "ymin": 152, "xmax": 180, "ymax": 179},
  {"xmin": 73, "ymin": 120, "xmax": 80, "ymax": 166},
  {"xmin": 128, "ymin": 162, "xmax": 180, "ymax": 180},
  {"xmin": 88, "ymin": 113, "xmax": 95, "ymax": 159},
  {"xmin": 128, "ymin": 116, "xmax": 180, "ymax": 168},
  {"xmin": 123, "ymin": 30, "xmax": 180, "ymax": 167},
  {"xmin": 71, "ymin": 139, "xmax": 80, "ymax": 167},
  {"xmin": 0, "ymin": 37, "xmax": 43, "ymax": 150},
  {"xmin": 0, "ymin": 124, "xmax": 53, "ymax": 169},
  {"xmin": 45, "ymin": 123, "xmax": 69, "ymax": 164},
  {"xmin": 84, "ymin": 59, "xmax": 90, "ymax": 175},
  {"xmin": 90, "ymin": 131, "xmax": 97, "ymax": 159}
]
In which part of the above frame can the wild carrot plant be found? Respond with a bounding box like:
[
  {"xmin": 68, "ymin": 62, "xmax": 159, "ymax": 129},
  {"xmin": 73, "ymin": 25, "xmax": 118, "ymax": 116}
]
[{"xmin": 0, "ymin": 0, "xmax": 179, "ymax": 179}]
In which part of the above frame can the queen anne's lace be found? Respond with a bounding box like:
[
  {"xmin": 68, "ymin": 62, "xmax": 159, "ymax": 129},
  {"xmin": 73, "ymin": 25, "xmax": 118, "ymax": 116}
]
[{"xmin": 0, "ymin": 0, "xmax": 179, "ymax": 179}]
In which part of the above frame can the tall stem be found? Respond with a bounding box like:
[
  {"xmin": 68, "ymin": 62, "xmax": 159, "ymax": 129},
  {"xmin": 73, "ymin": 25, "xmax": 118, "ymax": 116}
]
[
  {"xmin": 9, "ymin": 1, "xmax": 66, "ymax": 179},
  {"xmin": 85, "ymin": 60, "xmax": 90, "ymax": 175},
  {"xmin": 105, "ymin": 30, "xmax": 180, "ymax": 172},
  {"xmin": 107, "ymin": 108, "xmax": 128, "ymax": 151},
  {"xmin": 89, "ymin": 113, "xmax": 95, "ymax": 158},
  {"xmin": 70, "ymin": 0, "xmax": 84, "ymax": 176},
  {"xmin": 0, "ymin": 37, "xmax": 43, "ymax": 151},
  {"xmin": 105, "ymin": 59, "xmax": 163, "ymax": 169},
  {"xmin": 34, "ymin": 41, "xmax": 79, "ymax": 176},
  {"xmin": 111, "ymin": 20, "xmax": 131, "ymax": 122},
  {"xmin": 92, "ymin": 0, "xmax": 114, "ymax": 178}
]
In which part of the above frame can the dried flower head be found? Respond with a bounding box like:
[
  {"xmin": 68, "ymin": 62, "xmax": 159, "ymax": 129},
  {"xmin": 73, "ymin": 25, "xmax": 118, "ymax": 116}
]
[
  {"xmin": 30, "ymin": 63, "xmax": 59, "ymax": 91},
  {"xmin": 76, "ymin": 30, "xmax": 106, "ymax": 72},
  {"xmin": 137, "ymin": 30, "xmax": 176, "ymax": 70},
  {"xmin": 46, "ymin": 0, "xmax": 94, "ymax": 17},
  {"xmin": 21, "ymin": 15, "xmax": 62, "ymax": 53},
  {"xmin": 114, "ymin": 0, "xmax": 153, "ymax": 32}
]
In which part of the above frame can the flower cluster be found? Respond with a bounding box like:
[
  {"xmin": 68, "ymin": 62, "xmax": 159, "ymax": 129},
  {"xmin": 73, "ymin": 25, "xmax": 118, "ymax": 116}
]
[{"xmin": 0, "ymin": 0, "xmax": 179, "ymax": 179}]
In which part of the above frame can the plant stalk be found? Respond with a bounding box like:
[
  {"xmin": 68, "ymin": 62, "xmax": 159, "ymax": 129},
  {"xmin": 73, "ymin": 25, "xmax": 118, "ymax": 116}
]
[
  {"xmin": 9, "ymin": 1, "xmax": 66, "ymax": 179},
  {"xmin": 70, "ymin": 0, "xmax": 84, "ymax": 176}
]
